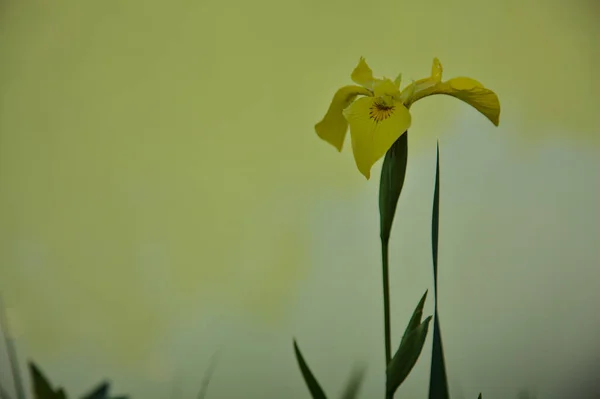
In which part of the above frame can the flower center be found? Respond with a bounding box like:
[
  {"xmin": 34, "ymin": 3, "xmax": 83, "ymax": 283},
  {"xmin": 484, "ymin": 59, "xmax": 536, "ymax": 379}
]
[{"xmin": 369, "ymin": 98, "xmax": 395, "ymax": 123}]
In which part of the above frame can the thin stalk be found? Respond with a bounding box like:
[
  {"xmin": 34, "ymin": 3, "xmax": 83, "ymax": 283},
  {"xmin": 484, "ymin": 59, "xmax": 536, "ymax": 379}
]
[
  {"xmin": 197, "ymin": 350, "xmax": 221, "ymax": 399},
  {"xmin": 381, "ymin": 239, "xmax": 392, "ymax": 399},
  {"xmin": 0, "ymin": 296, "xmax": 26, "ymax": 399}
]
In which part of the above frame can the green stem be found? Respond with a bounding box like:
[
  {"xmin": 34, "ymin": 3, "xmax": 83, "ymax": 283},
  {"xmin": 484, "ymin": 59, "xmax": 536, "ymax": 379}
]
[{"xmin": 381, "ymin": 238, "xmax": 392, "ymax": 399}]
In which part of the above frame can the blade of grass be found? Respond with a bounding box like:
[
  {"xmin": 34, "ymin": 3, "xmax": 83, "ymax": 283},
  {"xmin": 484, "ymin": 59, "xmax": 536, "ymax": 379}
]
[
  {"xmin": 428, "ymin": 143, "xmax": 449, "ymax": 399},
  {"xmin": 0, "ymin": 384, "xmax": 13, "ymax": 399},
  {"xmin": 338, "ymin": 365, "xmax": 366, "ymax": 399},
  {"xmin": 0, "ymin": 296, "xmax": 26, "ymax": 399},
  {"xmin": 293, "ymin": 339, "xmax": 327, "ymax": 399},
  {"xmin": 197, "ymin": 350, "xmax": 221, "ymax": 399}
]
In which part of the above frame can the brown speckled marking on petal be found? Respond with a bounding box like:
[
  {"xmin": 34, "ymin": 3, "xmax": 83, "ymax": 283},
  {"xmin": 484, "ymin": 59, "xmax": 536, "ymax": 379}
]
[{"xmin": 369, "ymin": 100, "xmax": 395, "ymax": 123}]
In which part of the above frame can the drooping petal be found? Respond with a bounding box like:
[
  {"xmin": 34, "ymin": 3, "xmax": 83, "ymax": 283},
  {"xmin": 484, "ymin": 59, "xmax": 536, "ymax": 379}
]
[
  {"xmin": 401, "ymin": 58, "xmax": 501, "ymax": 126},
  {"xmin": 342, "ymin": 97, "xmax": 411, "ymax": 179},
  {"xmin": 438, "ymin": 77, "xmax": 501, "ymax": 126},
  {"xmin": 315, "ymin": 85, "xmax": 372, "ymax": 151},
  {"xmin": 351, "ymin": 57, "xmax": 375, "ymax": 89},
  {"xmin": 408, "ymin": 77, "xmax": 501, "ymax": 126}
]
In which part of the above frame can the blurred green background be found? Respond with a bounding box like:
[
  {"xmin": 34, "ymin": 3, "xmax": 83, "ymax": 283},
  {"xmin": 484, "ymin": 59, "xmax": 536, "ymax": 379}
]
[{"xmin": 0, "ymin": 0, "xmax": 598, "ymax": 398}]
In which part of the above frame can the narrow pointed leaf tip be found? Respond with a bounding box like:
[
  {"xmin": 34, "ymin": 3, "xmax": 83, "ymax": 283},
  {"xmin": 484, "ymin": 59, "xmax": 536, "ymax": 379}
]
[
  {"xmin": 293, "ymin": 340, "xmax": 328, "ymax": 399},
  {"xmin": 29, "ymin": 362, "xmax": 65, "ymax": 399},
  {"xmin": 386, "ymin": 292, "xmax": 433, "ymax": 395},
  {"xmin": 80, "ymin": 381, "xmax": 128, "ymax": 399},
  {"xmin": 81, "ymin": 382, "xmax": 110, "ymax": 399},
  {"xmin": 400, "ymin": 290, "xmax": 428, "ymax": 347},
  {"xmin": 386, "ymin": 315, "xmax": 432, "ymax": 395},
  {"xmin": 428, "ymin": 142, "xmax": 450, "ymax": 399}
]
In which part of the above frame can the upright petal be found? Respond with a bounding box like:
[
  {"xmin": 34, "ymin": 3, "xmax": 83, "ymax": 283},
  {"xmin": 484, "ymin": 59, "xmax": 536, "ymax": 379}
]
[
  {"xmin": 343, "ymin": 97, "xmax": 411, "ymax": 179},
  {"xmin": 351, "ymin": 57, "xmax": 375, "ymax": 89},
  {"xmin": 430, "ymin": 57, "xmax": 443, "ymax": 82},
  {"xmin": 373, "ymin": 78, "xmax": 401, "ymax": 98},
  {"xmin": 315, "ymin": 85, "xmax": 372, "ymax": 151},
  {"xmin": 399, "ymin": 58, "xmax": 443, "ymax": 104},
  {"xmin": 393, "ymin": 73, "xmax": 402, "ymax": 89}
]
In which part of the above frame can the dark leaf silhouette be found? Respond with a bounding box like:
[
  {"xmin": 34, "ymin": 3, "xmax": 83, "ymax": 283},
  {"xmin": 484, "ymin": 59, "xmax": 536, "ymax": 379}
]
[
  {"xmin": 29, "ymin": 362, "xmax": 65, "ymax": 399},
  {"xmin": 293, "ymin": 340, "xmax": 327, "ymax": 399}
]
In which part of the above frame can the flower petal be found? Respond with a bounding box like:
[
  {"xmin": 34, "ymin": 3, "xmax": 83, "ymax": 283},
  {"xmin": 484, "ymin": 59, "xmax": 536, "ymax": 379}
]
[
  {"xmin": 441, "ymin": 77, "xmax": 501, "ymax": 126},
  {"xmin": 399, "ymin": 58, "xmax": 443, "ymax": 104},
  {"xmin": 402, "ymin": 58, "xmax": 501, "ymax": 126},
  {"xmin": 315, "ymin": 85, "xmax": 372, "ymax": 151},
  {"xmin": 430, "ymin": 57, "xmax": 443, "ymax": 82},
  {"xmin": 373, "ymin": 78, "xmax": 401, "ymax": 98},
  {"xmin": 393, "ymin": 73, "xmax": 402, "ymax": 89},
  {"xmin": 342, "ymin": 97, "xmax": 411, "ymax": 179},
  {"xmin": 351, "ymin": 57, "xmax": 375, "ymax": 89},
  {"xmin": 409, "ymin": 77, "xmax": 501, "ymax": 126}
]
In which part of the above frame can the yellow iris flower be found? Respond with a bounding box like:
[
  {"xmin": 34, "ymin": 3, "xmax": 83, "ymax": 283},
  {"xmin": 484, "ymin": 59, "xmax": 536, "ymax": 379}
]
[{"xmin": 315, "ymin": 58, "xmax": 501, "ymax": 179}]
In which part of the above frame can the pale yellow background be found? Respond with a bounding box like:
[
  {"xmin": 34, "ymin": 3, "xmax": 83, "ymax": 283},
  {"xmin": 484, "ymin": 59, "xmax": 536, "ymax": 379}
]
[{"xmin": 0, "ymin": 0, "xmax": 599, "ymax": 398}]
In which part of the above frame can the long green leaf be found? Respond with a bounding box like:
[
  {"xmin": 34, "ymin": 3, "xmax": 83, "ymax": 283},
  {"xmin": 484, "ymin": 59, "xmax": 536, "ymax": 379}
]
[
  {"xmin": 428, "ymin": 143, "xmax": 450, "ymax": 399},
  {"xmin": 386, "ymin": 315, "xmax": 432, "ymax": 395},
  {"xmin": 293, "ymin": 340, "xmax": 327, "ymax": 399},
  {"xmin": 338, "ymin": 366, "xmax": 366, "ymax": 399}
]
